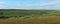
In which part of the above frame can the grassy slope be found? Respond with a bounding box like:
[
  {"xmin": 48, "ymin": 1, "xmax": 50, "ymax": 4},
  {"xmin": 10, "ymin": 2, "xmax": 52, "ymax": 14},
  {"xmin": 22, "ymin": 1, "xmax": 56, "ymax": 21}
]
[
  {"xmin": 3, "ymin": 10, "xmax": 60, "ymax": 17},
  {"xmin": 0, "ymin": 16, "xmax": 60, "ymax": 24},
  {"xmin": 0, "ymin": 10, "xmax": 60, "ymax": 24}
]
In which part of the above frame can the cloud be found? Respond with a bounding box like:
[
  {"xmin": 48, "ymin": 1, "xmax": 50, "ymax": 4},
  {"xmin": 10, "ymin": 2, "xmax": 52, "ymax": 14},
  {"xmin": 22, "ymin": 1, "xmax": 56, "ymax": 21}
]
[
  {"xmin": 0, "ymin": 2, "xmax": 9, "ymax": 9},
  {"xmin": 0, "ymin": 2, "xmax": 5, "ymax": 6},
  {"xmin": 40, "ymin": 1, "xmax": 60, "ymax": 6},
  {"xmin": 0, "ymin": 0, "xmax": 60, "ymax": 10},
  {"xmin": 16, "ymin": 3, "xmax": 40, "ymax": 9},
  {"xmin": 14, "ymin": 0, "xmax": 60, "ymax": 10},
  {"xmin": 40, "ymin": 0, "xmax": 60, "ymax": 10}
]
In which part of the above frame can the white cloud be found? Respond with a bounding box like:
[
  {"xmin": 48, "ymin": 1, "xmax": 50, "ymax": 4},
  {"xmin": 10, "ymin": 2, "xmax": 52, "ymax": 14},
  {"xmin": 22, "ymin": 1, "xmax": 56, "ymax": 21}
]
[
  {"xmin": 0, "ymin": 2, "xmax": 9, "ymax": 9},
  {"xmin": 0, "ymin": 0, "xmax": 60, "ymax": 10},
  {"xmin": 15, "ymin": 3, "xmax": 40, "ymax": 9},
  {"xmin": 40, "ymin": 1, "xmax": 60, "ymax": 6},
  {"xmin": 15, "ymin": 0, "xmax": 60, "ymax": 10},
  {"xmin": 40, "ymin": 0, "xmax": 60, "ymax": 10}
]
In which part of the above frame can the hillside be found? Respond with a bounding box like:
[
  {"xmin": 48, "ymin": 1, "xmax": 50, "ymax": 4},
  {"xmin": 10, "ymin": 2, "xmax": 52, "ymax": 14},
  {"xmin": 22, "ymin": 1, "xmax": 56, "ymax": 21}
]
[{"xmin": 0, "ymin": 9, "xmax": 59, "ymax": 18}]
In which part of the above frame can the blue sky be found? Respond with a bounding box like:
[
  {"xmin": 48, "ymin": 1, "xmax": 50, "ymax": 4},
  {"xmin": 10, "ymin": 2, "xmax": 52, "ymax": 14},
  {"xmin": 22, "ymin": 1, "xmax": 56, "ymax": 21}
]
[{"xmin": 0, "ymin": 0, "xmax": 60, "ymax": 10}]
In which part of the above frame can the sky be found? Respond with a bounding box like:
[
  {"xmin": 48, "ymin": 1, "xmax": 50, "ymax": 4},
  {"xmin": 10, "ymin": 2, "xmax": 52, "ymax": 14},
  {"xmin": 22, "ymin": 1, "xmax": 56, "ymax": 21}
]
[{"xmin": 0, "ymin": 0, "xmax": 60, "ymax": 10}]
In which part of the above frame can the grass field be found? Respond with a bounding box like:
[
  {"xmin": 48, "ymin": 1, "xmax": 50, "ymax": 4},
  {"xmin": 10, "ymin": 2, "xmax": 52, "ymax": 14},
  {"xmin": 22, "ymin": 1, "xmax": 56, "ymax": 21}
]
[
  {"xmin": 0, "ymin": 16, "xmax": 60, "ymax": 24},
  {"xmin": 0, "ymin": 9, "xmax": 60, "ymax": 24}
]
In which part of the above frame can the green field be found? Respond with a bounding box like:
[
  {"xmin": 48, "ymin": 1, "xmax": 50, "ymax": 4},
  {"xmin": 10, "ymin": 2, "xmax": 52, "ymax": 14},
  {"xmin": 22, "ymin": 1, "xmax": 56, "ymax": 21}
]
[
  {"xmin": 2, "ymin": 10, "xmax": 60, "ymax": 17},
  {"xmin": 0, "ymin": 9, "xmax": 60, "ymax": 24}
]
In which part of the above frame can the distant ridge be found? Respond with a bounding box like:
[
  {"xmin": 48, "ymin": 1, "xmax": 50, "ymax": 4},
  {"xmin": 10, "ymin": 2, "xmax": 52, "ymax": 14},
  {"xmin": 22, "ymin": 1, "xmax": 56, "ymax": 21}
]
[{"xmin": 0, "ymin": 9, "xmax": 59, "ymax": 11}]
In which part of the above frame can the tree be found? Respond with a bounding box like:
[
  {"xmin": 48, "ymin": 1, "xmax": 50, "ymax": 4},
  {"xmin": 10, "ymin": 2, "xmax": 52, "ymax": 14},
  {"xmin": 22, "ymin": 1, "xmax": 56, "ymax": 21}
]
[{"xmin": 40, "ymin": 10, "xmax": 48, "ymax": 16}]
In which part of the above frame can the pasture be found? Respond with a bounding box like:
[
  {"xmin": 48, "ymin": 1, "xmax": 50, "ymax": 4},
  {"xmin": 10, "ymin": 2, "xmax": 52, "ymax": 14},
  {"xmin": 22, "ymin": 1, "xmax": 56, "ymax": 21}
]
[
  {"xmin": 0, "ymin": 9, "xmax": 60, "ymax": 24},
  {"xmin": 0, "ymin": 16, "xmax": 60, "ymax": 24}
]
